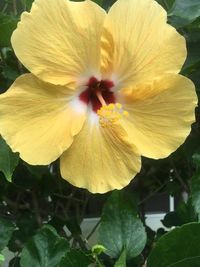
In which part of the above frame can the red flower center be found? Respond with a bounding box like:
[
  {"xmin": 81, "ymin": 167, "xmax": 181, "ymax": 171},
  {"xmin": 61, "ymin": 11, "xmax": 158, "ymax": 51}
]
[{"xmin": 79, "ymin": 77, "xmax": 115, "ymax": 112}]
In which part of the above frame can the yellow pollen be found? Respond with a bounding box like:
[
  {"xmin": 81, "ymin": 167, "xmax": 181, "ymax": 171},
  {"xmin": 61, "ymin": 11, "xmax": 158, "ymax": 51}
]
[
  {"xmin": 123, "ymin": 111, "xmax": 129, "ymax": 117},
  {"xmin": 97, "ymin": 103, "xmax": 129, "ymax": 128},
  {"xmin": 107, "ymin": 103, "xmax": 115, "ymax": 110},
  {"xmin": 116, "ymin": 103, "xmax": 122, "ymax": 109}
]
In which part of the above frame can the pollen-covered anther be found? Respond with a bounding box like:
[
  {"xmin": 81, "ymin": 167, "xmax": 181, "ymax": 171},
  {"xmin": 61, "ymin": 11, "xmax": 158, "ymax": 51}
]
[{"xmin": 97, "ymin": 103, "xmax": 129, "ymax": 128}]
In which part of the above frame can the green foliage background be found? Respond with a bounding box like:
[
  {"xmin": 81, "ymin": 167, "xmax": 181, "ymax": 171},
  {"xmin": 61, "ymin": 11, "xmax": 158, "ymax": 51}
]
[{"xmin": 0, "ymin": 0, "xmax": 200, "ymax": 266}]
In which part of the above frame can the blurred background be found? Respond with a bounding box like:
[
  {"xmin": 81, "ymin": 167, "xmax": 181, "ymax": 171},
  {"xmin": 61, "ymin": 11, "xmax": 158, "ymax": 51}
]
[{"xmin": 0, "ymin": 0, "xmax": 200, "ymax": 267}]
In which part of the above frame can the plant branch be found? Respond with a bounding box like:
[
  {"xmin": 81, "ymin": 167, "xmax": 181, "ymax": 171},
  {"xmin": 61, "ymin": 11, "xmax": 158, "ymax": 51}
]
[
  {"xmin": 138, "ymin": 180, "xmax": 168, "ymax": 206},
  {"xmin": 53, "ymin": 193, "xmax": 83, "ymax": 203},
  {"xmin": 170, "ymin": 160, "xmax": 189, "ymax": 193},
  {"xmin": 86, "ymin": 219, "xmax": 101, "ymax": 241},
  {"xmin": 32, "ymin": 191, "xmax": 42, "ymax": 226}
]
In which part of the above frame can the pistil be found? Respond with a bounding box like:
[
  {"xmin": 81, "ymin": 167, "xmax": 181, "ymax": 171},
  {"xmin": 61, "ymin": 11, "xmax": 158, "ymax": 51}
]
[
  {"xmin": 79, "ymin": 76, "xmax": 116, "ymax": 112},
  {"xmin": 96, "ymin": 90, "xmax": 107, "ymax": 106}
]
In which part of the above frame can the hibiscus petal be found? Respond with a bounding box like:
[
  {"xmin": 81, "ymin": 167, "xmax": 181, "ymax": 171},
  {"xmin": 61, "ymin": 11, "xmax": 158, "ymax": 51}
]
[
  {"xmin": 12, "ymin": 0, "xmax": 106, "ymax": 86},
  {"xmin": 60, "ymin": 117, "xmax": 141, "ymax": 193},
  {"xmin": 0, "ymin": 74, "xmax": 86, "ymax": 165},
  {"xmin": 101, "ymin": 0, "xmax": 186, "ymax": 87},
  {"xmin": 121, "ymin": 74, "xmax": 197, "ymax": 159}
]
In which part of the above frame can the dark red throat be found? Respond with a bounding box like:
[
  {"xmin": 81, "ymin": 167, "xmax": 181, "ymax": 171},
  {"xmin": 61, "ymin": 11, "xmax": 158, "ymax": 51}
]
[{"xmin": 79, "ymin": 77, "xmax": 115, "ymax": 112}]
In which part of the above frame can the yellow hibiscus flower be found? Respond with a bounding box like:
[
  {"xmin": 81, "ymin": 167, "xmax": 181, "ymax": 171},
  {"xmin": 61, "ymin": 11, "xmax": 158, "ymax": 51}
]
[{"xmin": 0, "ymin": 0, "xmax": 197, "ymax": 193}]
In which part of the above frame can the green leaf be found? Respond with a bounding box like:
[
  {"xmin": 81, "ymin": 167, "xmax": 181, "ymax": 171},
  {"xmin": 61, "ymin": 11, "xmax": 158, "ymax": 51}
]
[
  {"xmin": 20, "ymin": 225, "xmax": 69, "ymax": 267},
  {"xmin": 20, "ymin": 0, "xmax": 34, "ymax": 11},
  {"xmin": 92, "ymin": 244, "xmax": 106, "ymax": 256},
  {"xmin": 162, "ymin": 201, "xmax": 197, "ymax": 228},
  {"xmin": 8, "ymin": 212, "xmax": 38, "ymax": 252},
  {"xmin": 0, "ymin": 13, "xmax": 18, "ymax": 47},
  {"xmin": 9, "ymin": 257, "xmax": 21, "ymax": 267},
  {"xmin": 2, "ymin": 65, "xmax": 19, "ymax": 81},
  {"xmin": 98, "ymin": 191, "xmax": 147, "ymax": 259},
  {"xmin": 155, "ymin": 0, "xmax": 175, "ymax": 11},
  {"xmin": 191, "ymin": 172, "xmax": 200, "ymax": 219},
  {"xmin": 0, "ymin": 137, "xmax": 19, "ymax": 182},
  {"xmin": 92, "ymin": 0, "xmax": 104, "ymax": 6},
  {"xmin": 0, "ymin": 253, "xmax": 5, "ymax": 263},
  {"xmin": 0, "ymin": 217, "xmax": 15, "ymax": 251},
  {"xmin": 192, "ymin": 152, "xmax": 200, "ymax": 168},
  {"xmin": 102, "ymin": 0, "xmax": 116, "ymax": 10},
  {"xmin": 168, "ymin": 0, "xmax": 200, "ymax": 28},
  {"xmin": 147, "ymin": 222, "xmax": 200, "ymax": 267},
  {"xmin": 65, "ymin": 217, "xmax": 82, "ymax": 237},
  {"xmin": 59, "ymin": 250, "xmax": 92, "ymax": 267},
  {"xmin": 114, "ymin": 249, "xmax": 126, "ymax": 267},
  {"xmin": 182, "ymin": 39, "xmax": 200, "ymax": 75},
  {"xmin": 25, "ymin": 164, "xmax": 49, "ymax": 179}
]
